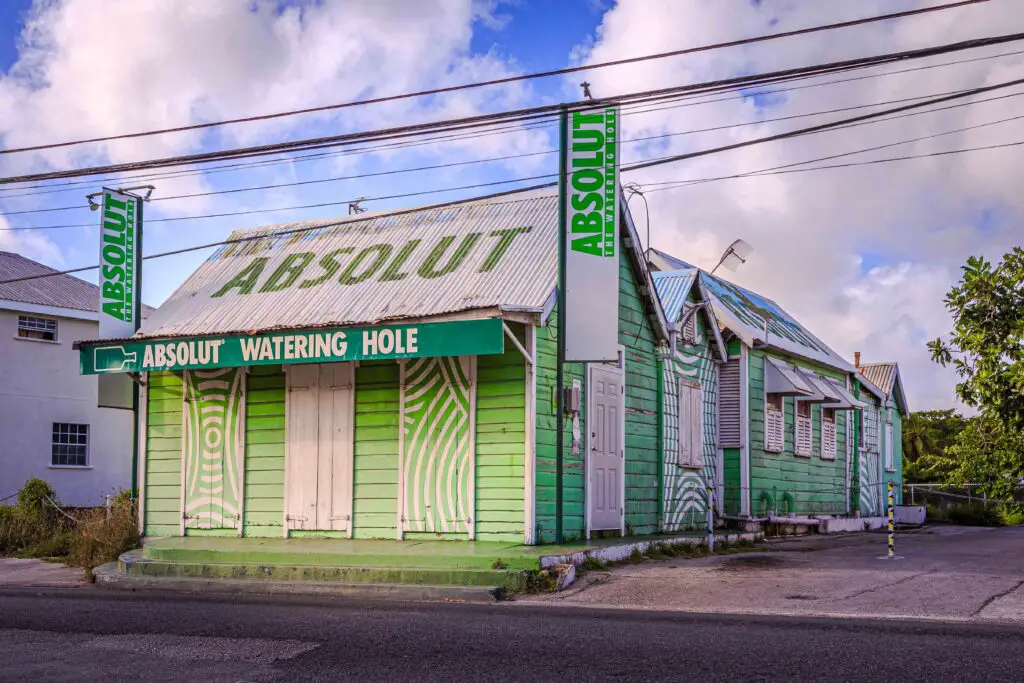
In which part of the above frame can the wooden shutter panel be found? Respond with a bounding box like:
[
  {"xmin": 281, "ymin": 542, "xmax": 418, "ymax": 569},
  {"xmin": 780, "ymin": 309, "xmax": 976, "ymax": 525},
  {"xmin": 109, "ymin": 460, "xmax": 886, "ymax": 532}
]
[
  {"xmin": 678, "ymin": 380, "xmax": 692, "ymax": 466},
  {"xmin": 718, "ymin": 358, "xmax": 741, "ymax": 448},
  {"xmin": 691, "ymin": 385, "xmax": 704, "ymax": 467}
]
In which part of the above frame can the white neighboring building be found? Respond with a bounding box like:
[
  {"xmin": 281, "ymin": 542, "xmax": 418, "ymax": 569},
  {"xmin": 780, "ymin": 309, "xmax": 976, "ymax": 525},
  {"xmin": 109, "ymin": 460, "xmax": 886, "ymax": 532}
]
[{"xmin": 0, "ymin": 251, "xmax": 138, "ymax": 506}]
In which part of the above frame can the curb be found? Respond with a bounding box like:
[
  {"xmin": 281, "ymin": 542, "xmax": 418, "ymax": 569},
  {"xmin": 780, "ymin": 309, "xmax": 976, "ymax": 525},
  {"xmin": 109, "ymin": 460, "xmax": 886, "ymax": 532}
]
[{"xmin": 92, "ymin": 562, "xmax": 499, "ymax": 603}]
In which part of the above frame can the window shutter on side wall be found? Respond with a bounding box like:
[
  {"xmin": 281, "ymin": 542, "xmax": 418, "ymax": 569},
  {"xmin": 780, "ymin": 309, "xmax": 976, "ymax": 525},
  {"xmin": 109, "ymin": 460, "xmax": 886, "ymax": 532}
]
[
  {"xmin": 678, "ymin": 382, "xmax": 692, "ymax": 466},
  {"xmin": 766, "ymin": 404, "xmax": 784, "ymax": 453},
  {"xmin": 682, "ymin": 304, "xmax": 697, "ymax": 345},
  {"xmin": 822, "ymin": 414, "xmax": 837, "ymax": 459},
  {"xmin": 690, "ymin": 384, "xmax": 704, "ymax": 468},
  {"xmin": 719, "ymin": 358, "xmax": 742, "ymax": 448}
]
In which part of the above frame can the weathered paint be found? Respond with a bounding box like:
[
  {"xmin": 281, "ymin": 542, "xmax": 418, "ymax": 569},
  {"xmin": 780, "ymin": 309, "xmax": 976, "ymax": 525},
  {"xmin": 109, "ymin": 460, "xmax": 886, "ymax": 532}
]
[
  {"xmin": 743, "ymin": 349, "xmax": 851, "ymax": 517},
  {"xmin": 534, "ymin": 249, "xmax": 660, "ymax": 542},
  {"xmin": 143, "ymin": 371, "xmax": 183, "ymax": 537},
  {"xmin": 661, "ymin": 295, "xmax": 719, "ymax": 531}
]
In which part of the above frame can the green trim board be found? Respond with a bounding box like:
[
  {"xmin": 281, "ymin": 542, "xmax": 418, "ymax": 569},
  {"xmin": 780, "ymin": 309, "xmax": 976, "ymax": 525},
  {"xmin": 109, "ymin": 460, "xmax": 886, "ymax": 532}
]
[{"xmin": 80, "ymin": 318, "xmax": 505, "ymax": 374}]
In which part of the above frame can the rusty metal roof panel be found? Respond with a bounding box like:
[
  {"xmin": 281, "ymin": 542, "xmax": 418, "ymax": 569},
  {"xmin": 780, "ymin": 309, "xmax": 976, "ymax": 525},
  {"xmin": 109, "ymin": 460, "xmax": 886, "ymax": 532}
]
[
  {"xmin": 859, "ymin": 363, "xmax": 896, "ymax": 397},
  {"xmin": 136, "ymin": 190, "xmax": 559, "ymax": 339}
]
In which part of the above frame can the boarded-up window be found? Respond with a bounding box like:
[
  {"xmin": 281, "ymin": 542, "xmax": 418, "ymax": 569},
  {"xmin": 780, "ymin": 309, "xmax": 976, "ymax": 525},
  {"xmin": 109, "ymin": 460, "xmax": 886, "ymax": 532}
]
[
  {"xmin": 765, "ymin": 394, "xmax": 784, "ymax": 453},
  {"xmin": 719, "ymin": 358, "xmax": 741, "ymax": 448},
  {"xmin": 795, "ymin": 400, "xmax": 812, "ymax": 456},
  {"xmin": 678, "ymin": 380, "xmax": 703, "ymax": 468},
  {"xmin": 821, "ymin": 408, "xmax": 837, "ymax": 460}
]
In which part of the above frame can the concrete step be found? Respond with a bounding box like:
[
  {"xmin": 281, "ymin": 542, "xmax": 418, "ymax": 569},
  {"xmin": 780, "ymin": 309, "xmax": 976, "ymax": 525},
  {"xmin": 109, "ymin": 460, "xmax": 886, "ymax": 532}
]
[
  {"xmin": 94, "ymin": 562, "xmax": 497, "ymax": 602},
  {"xmin": 120, "ymin": 550, "xmax": 515, "ymax": 588}
]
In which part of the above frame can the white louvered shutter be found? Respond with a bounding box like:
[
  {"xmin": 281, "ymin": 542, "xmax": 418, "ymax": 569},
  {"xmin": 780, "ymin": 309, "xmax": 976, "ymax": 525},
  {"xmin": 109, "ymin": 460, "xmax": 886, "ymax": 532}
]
[
  {"xmin": 678, "ymin": 380, "xmax": 692, "ymax": 466},
  {"xmin": 822, "ymin": 415, "xmax": 837, "ymax": 459},
  {"xmin": 718, "ymin": 358, "xmax": 741, "ymax": 448},
  {"xmin": 690, "ymin": 385, "xmax": 704, "ymax": 467},
  {"xmin": 795, "ymin": 402, "xmax": 812, "ymax": 456},
  {"xmin": 766, "ymin": 405, "xmax": 784, "ymax": 453}
]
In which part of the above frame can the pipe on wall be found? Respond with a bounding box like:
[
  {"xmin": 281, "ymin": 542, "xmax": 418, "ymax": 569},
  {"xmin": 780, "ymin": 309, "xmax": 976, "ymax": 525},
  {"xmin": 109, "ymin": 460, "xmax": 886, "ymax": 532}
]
[{"xmin": 780, "ymin": 491, "xmax": 796, "ymax": 515}]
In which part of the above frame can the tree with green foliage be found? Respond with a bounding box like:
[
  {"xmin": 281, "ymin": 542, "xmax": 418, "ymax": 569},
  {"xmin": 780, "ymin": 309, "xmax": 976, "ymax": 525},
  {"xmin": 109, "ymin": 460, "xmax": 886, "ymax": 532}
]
[
  {"xmin": 928, "ymin": 247, "xmax": 1024, "ymax": 428},
  {"xmin": 916, "ymin": 416, "xmax": 1024, "ymax": 501},
  {"xmin": 902, "ymin": 410, "xmax": 967, "ymax": 482}
]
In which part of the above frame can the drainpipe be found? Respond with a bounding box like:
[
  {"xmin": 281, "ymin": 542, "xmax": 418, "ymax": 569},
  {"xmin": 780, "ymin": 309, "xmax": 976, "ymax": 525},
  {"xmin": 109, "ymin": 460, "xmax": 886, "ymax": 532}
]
[
  {"xmin": 780, "ymin": 491, "xmax": 796, "ymax": 515},
  {"xmin": 759, "ymin": 490, "xmax": 775, "ymax": 517}
]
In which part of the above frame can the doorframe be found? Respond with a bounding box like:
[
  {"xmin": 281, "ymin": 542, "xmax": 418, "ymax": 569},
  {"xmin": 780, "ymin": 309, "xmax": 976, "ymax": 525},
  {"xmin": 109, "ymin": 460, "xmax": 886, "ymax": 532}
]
[{"xmin": 584, "ymin": 345, "xmax": 627, "ymax": 540}]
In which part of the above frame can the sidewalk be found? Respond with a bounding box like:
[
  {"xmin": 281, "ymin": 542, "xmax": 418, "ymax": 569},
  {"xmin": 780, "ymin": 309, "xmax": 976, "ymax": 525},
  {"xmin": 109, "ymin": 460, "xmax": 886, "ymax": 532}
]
[
  {"xmin": 0, "ymin": 558, "xmax": 86, "ymax": 588},
  {"xmin": 522, "ymin": 526, "xmax": 1024, "ymax": 622}
]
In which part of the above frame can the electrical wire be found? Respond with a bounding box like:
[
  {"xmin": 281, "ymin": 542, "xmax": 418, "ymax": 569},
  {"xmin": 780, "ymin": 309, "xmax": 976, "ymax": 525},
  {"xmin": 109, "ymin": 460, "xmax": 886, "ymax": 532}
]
[
  {"xmin": 0, "ymin": 0, "xmax": 990, "ymax": 157},
  {"xmin": 8, "ymin": 82, "xmax": 1018, "ymax": 217},
  {"xmin": 2, "ymin": 43, "xmax": 1020, "ymax": 199},
  {"xmin": 7, "ymin": 76, "xmax": 1023, "ymax": 232},
  {"xmin": 3, "ymin": 29, "xmax": 1023, "ymax": 186}
]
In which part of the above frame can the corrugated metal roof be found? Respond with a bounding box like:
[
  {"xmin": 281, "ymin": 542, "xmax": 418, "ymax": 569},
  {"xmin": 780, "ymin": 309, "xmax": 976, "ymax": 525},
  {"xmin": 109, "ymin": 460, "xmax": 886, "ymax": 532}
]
[
  {"xmin": 0, "ymin": 251, "xmax": 100, "ymax": 312},
  {"xmin": 859, "ymin": 363, "xmax": 896, "ymax": 396},
  {"xmin": 648, "ymin": 247, "xmax": 694, "ymax": 272},
  {"xmin": 650, "ymin": 252, "xmax": 854, "ymax": 373},
  {"xmin": 651, "ymin": 270, "xmax": 697, "ymax": 323},
  {"xmin": 136, "ymin": 191, "xmax": 561, "ymax": 339}
]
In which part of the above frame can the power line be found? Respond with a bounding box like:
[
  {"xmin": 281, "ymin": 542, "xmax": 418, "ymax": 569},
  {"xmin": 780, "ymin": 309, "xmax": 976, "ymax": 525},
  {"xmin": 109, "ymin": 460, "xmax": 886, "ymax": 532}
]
[
  {"xmin": 0, "ymin": 0, "xmax": 990, "ymax": 158},
  {"xmin": 2, "ymin": 134, "xmax": 1017, "ymax": 286},
  {"xmin": 638, "ymin": 111, "xmax": 1024, "ymax": 191},
  {"xmin": 2, "ymin": 44, "xmax": 1020, "ymax": 200},
  {"xmin": 7, "ymin": 76, "xmax": 1023, "ymax": 231},
  {"xmin": 3, "ymin": 29, "xmax": 1022, "ymax": 186},
  {"xmin": 5, "ymin": 83, "xmax": 1019, "ymax": 219}
]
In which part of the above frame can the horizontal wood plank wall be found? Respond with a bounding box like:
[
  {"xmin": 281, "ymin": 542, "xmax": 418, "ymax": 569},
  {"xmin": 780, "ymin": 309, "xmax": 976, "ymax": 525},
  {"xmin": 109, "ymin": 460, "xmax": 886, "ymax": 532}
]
[
  {"xmin": 748, "ymin": 349, "xmax": 849, "ymax": 516},
  {"xmin": 352, "ymin": 361, "xmax": 400, "ymax": 539},
  {"xmin": 144, "ymin": 371, "xmax": 183, "ymax": 537},
  {"xmin": 474, "ymin": 323, "xmax": 527, "ymax": 542},
  {"xmin": 619, "ymin": 255, "xmax": 660, "ymax": 537},
  {"xmin": 244, "ymin": 365, "xmax": 286, "ymax": 537},
  {"xmin": 535, "ymin": 248, "xmax": 660, "ymax": 543}
]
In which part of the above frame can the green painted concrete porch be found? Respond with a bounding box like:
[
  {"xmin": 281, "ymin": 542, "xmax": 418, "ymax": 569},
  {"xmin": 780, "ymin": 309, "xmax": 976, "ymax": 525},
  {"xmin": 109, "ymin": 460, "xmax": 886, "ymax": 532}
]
[{"xmin": 120, "ymin": 532, "xmax": 762, "ymax": 589}]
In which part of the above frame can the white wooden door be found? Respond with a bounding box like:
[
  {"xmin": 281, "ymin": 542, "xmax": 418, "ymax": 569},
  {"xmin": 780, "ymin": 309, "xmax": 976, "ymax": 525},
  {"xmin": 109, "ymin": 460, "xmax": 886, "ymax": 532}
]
[
  {"xmin": 285, "ymin": 363, "xmax": 354, "ymax": 534},
  {"xmin": 588, "ymin": 364, "xmax": 624, "ymax": 533}
]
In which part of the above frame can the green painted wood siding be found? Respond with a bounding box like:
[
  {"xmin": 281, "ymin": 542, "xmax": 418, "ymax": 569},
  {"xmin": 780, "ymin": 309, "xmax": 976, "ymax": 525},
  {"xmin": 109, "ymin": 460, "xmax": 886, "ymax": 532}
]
[
  {"xmin": 662, "ymin": 291, "xmax": 718, "ymax": 530},
  {"xmin": 747, "ymin": 349, "xmax": 850, "ymax": 516},
  {"xmin": 244, "ymin": 365, "xmax": 286, "ymax": 537},
  {"xmin": 144, "ymin": 371, "xmax": 182, "ymax": 537},
  {"xmin": 352, "ymin": 361, "xmax": 401, "ymax": 539},
  {"xmin": 534, "ymin": 249, "xmax": 660, "ymax": 543},
  {"xmin": 474, "ymin": 324, "xmax": 527, "ymax": 542}
]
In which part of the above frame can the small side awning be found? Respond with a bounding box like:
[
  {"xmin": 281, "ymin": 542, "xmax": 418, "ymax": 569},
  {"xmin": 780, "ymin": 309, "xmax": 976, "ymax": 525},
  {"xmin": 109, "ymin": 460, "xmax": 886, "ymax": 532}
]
[
  {"xmin": 824, "ymin": 378, "xmax": 866, "ymax": 410},
  {"xmin": 796, "ymin": 370, "xmax": 843, "ymax": 405},
  {"xmin": 765, "ymin": 357, "xmax": 815, "ymax": 396}
]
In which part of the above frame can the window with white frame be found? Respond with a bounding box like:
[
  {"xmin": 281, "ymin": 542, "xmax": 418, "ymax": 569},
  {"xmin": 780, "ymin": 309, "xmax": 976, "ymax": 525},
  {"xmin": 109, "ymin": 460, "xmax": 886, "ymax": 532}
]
[
  {"xmin": 51, "ymin": 423, "xmax": 88, "ymax": 467},
  {"xmin": 795, "ymin": 400, "xmax": 812, "ymax": 456},
  {"xmin": 17, "ymin": 315, "xmax": 57, "ymax": 341},
  {"xmin": 821, "ymin": 407, "xmax": 837, "ymax": 460},
  {"xmin": 765, "ymin": 393, "xmax": 785, "ymax": 453},
  {"xmin": 678, "ymin": 379, "xmax": 704, "ymax": 468},
  {"xmin": 885, "ymin": 416, "xmax": 895, "ymax": 470}
]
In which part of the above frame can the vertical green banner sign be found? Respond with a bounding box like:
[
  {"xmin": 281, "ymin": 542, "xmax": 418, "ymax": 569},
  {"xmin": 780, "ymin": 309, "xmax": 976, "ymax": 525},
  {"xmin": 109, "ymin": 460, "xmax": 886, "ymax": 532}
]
[
  {"xmin": 561, "ymin": 106, "xmax": 620, "ymax": 362},
  {"xmin": 97, "ymin": 189, "xmax": 143, "ymax": 410}
]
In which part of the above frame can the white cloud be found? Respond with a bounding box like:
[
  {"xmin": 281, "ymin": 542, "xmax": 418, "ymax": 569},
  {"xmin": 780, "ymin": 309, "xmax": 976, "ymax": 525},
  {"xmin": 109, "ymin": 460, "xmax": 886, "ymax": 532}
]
[
  {"xmin": 575, "ymin": 0, "xmax": 1024, "ymax": 410},
  {"xmin": 0, "ymin": 214, "xmax": 64, "ymax": 265}
]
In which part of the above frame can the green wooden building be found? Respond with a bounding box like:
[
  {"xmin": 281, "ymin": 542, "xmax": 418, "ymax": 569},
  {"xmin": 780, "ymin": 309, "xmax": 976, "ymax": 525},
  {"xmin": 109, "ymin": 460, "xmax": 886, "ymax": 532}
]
[
  {"xmin": 651, "ymin": 269, "xmax": 727, "ymax": 531},
  {"xmin": 650, "ymin": 250, "xmax": 868, "ymax": 522},
  {"xmin": 78, "ymin": 189, "xmax": 672, "ymax": 546},
  {"xmin": 854, "ymin": 360, "xmax": 908, "ymax": 514}
]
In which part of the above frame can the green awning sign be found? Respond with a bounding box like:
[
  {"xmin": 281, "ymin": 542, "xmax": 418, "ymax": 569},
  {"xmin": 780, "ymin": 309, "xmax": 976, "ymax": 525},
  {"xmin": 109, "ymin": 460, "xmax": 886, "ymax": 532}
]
[{"xmin": 79, "ymin": 318, "xmax": 504, "ymax": 375}]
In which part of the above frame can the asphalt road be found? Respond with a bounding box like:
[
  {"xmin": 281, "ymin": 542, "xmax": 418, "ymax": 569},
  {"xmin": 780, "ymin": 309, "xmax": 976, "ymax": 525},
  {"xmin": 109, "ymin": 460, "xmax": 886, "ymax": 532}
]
[{"xmin": 2, "ymin": 589, "xmax": 1023, "ymax": 682}]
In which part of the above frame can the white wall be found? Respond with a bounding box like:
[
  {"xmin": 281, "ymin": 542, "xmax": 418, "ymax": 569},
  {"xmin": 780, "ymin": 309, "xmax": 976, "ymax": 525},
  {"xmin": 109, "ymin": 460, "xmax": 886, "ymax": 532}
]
[{"xmin": 0, "ymin": 308, "xmax": 134, "ymax": 507}]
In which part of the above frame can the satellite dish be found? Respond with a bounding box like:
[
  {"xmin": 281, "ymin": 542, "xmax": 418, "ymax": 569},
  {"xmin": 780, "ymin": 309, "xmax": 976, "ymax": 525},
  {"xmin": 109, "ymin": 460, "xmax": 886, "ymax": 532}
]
[{"xmin": 711, "ymin": 239, "xmax": 753, "ymax": 275}]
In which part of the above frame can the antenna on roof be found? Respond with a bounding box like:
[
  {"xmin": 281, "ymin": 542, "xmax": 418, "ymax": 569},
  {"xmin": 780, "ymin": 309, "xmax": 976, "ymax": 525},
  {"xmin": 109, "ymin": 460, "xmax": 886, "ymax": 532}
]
[
  {"xmin": 348, "ymin": 197, "xmax": 368, "ymax": 215},
  {"xmin": 710, "ymin": 239, "xmax": 753, "ymax": 275}
]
